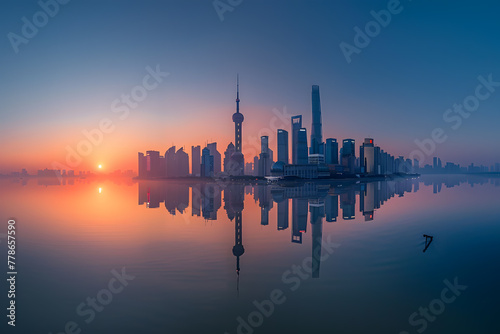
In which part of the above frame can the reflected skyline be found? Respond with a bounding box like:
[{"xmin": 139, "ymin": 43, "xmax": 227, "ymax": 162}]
[
  {"xmin": 137, "ymin": 175, "xmax": 499, "ymax": 225},
  {"xmin": 132, "ymin": 175, "xmax": 500, "ymax": 281},
  {"xmin": 1, "ymin": 174, "xmax": 499, "ymax": 333}
]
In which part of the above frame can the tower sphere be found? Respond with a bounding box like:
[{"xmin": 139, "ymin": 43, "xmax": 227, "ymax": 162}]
[
  {"xmin": 232, "ymin": 244, "xmax": 245, "ymax": 257},
  {"xmin": 233, "ymin": 112, "xmax": 244, "ymax": 123}
]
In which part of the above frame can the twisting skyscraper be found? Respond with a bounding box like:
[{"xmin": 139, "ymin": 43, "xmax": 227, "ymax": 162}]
[{"xmin": 230, "ymin": 75, "xmax": 245, "ymax": 175}]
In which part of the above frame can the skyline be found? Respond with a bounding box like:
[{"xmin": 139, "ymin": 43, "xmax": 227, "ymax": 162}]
[
  {"xmin": 4, "ymin": 79, "xmax": 500, "ymax": 176},
  {"xmin": 2, "ymin": 0, "xmax": 500, "ymax": 173}
]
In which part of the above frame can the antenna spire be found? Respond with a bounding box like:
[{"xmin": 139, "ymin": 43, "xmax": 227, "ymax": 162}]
[{"xmin": 235, "ymin": 74, "xmax": 241, "ymax": 113}]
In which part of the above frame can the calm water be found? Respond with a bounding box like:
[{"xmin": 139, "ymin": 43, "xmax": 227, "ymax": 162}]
[{"xmin": 1, "ymin": 175, "xmax": 499, "ymax": 334}]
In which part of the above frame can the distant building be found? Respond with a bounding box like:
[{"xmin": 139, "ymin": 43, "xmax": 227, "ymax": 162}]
[
  {"xmin": 259, "ymin": 136, "xmax": 270, "ymax": 177},
  {"xmin": 244, "ymin": 162, "xmax": 253, "ymax": 175},
  {"xmin": 176, "ymin": 148, "xmax": 189, "ymax": 177},
  {"xmin": 341, "ymin": 139, "xmax": 355, "ymax": 173},
  {"xmin": 165, "ymin": 146, "xmax": 176, "ymax": 177},
  {"xmin": 146, "ymin": 150, "xmax": 162, "ymax": 178},
  {"xmin": 201, "ymin": 147, "xmax": 214, "ymax": 177},
  {"xmin": 277, "ymin": 129, "xmax": 289, "ymax": 164},
  {"xmin": 325, "ymin": 138, "xmax": 338, "ymax": 165},
  {"xmin": 360, "ymin": 138, "xmax": 375, "ymax": 174},
  {"xmin": 283, "ymin": 164, "xmax": 329, "ymax": 179},
  {"xmin": 291, "ymin": 115, "xmax": 302, "ymax": 164},
  {"xmin": 297, "ymin": 128, "xmax": 308, "ymax": 164},
  {"xmin": 308, "ymin": 154, "xmax": 325, "ymax": 165},
  {"xmin": 268, "ymin": 147, "xmax": 274, "ymax": 173},
  {"xmin": 413, "ymin": 159, "xmax": 420, "ymax": 172},
  {"xmin": 253, "ymin": 156, "xmax": 259, "ymax": 176},
  {"xmin": 207, "ymin": 142, "xmax": 221, "ymax": 175},
  {"xmin": 405, "ymin": 159, "xmax": 413, "ymax": 173},
  {"xmin": 224, "ymin": 142, "xmax": 235, "ymax": 173},
  {"xmin": 433, "ymin": 157, "xmax": 442, "ymax": 170},
  {"xmin": 191, "ymin": 146, "xmax": 201, "ymax": 176},
  {"xmin": 284, "ymin": 164, "xmax": 318, "ymax": 179},
  {"xmin": 37, "ymin": 169, "xmax": 62, "ymax": 178},
  {"xmin": 138, "ymin": 152, "xmax": 147, "ymax": 177}
]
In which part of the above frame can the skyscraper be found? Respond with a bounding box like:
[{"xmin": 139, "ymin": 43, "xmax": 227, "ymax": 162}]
[
  {"xmin": 229, "ymin": 75, "xmax": 245, "ymax": 175},
  {"xmin": 360, "ymin": 138, "xmax": 375, "ymax": 174},
  {"xmin": 268, "ymin": 147, "xmax": 274, "ymax": 172},
  {"xmin": 165, "ymin": 146, "xmax": 176, "ymax": 177},
  {"xmin": 176, "ymin": 147, "xmax": 189, "ymax": 177},
  {"xmin": 201, "ymin": 147, "xmax": 214, "ymax": 177},
  {"xmin": 341, "ymin": 139, "xmax": 355, "ymax": 173},
  {"xmin": 297, "ymin": 128, "xmax": 308, "ymax": 164},
  {"xmin": 253, "ymin": 156, "xmax": 259, "ymax": 176},
  {"xmin": 138, "ymin": 152, "xmax": 147, "ymax": 178},
  {"xmin": 207, "ymin": 142, "xmax": 221, "ymax": 175},
  {"xmin": 413, "ymin": 159, "xmax": 420, "ymax": 172},
  {"xmin": 310, "ymin": 85, "xmax": 324, "ymax": 157},
  {"xmin": 191, "ymin": 145, "xmax": 201, "ymax": 177},
  {"xmin": 277, "ymin": 129, "xmax": 289, "ymax": 164},
  {"xmin": 291, "ymin": 115, "xmax": 302, "ymax": 164},
  {"xmin": 146, "ymin": 150, "xmax": 161, "ymax": 178},
  {"xmin": 224, "ymin": 142, "xmax": 235, "ymax": 173},
  {"xmin": 259, "ymin": 135, "xmax": 270, "ymax": 177},
  {"xmin": 325, "ymin": 138, "xmax": 338, "ymax": 165}
]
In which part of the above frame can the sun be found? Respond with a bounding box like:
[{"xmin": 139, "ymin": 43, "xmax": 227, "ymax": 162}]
[{"xmin": 98, "ymin": 164, "xmax": 102, "ymax": 169}]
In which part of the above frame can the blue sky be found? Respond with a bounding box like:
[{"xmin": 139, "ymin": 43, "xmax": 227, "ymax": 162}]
[{"xmin": 1, "ymin": 0, "xmax": 499, "ymax": 172}]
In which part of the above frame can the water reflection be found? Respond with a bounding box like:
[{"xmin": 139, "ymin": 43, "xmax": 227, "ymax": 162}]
[
  {"xmin": 137, "ymin": 175, "xmax": 500, "ymax": 227},
  {"xmin": 1, "ymin": 174, "xmax": 499, "ymax": 334},
  {"xmin": 135, "ymin": 175, "xmax": 500, "ymax": 280}
]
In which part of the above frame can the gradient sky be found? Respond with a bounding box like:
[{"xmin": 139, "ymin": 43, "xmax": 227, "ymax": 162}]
[{"xmin": 1, "ymin": 0, "xmax": 500, "ymax": 173}]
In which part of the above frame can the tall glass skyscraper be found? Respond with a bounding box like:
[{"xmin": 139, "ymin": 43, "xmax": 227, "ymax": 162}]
[
  {"xmin": 297, "ymin": 128, "xmax": 308, "ymax": 164},
  {"xmin": 277, "ymin": 129, "xmax": 289, "ymax": 164},
  {"xmin": 325, "ymin": 138, "xmax": 338, "ymax": 165},
  {"xmin": 341, "ymin": 139, "xmax": 356, "ymax": 173}
]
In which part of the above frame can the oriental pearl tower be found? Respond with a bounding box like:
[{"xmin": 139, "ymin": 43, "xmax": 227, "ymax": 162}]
[
  {"xmin": 227, "ymin": 183, "xmax": 245, "ymax": 294},
  {"xmin": 230, "ymin": 75, "xmax": 245, "ymax": 176}
]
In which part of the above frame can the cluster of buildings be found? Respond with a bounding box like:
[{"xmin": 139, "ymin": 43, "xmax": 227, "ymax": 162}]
[
  {"xmin": 138, "ymin": 77, "xmax": 245, "ymax": 179},
  {"xmin": 37, "ymin": 168, "xmax": 75, "ymax": 177},
  {"xmin": 137, "ymin": 79, "xmax": 498, "ymax": 180},
  {"xmin": 254, "ymin": 85, "xmax": 415, "ymax": 179},
  {"xmin": 417, "ymin": 158, "xmax": 499, "ymax": 174}
]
